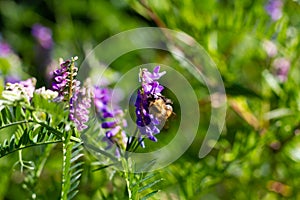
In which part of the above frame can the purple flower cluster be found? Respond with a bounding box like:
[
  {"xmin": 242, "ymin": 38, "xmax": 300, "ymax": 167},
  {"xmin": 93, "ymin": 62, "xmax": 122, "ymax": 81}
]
[
  {"xmin": 52, "ymin": 57, "xmax": 80, "ymax": 102},
  {"xmin": 0, "ymin": 39, "xmax": 22, "ymax": 83},
  {"xmin": 69, "ymin": 80, "xmax": 93, "ymax": 131},
  {"xmin": 31, "ymin": 24, "xmax": 53, "ymax": 49},
  {"xmin": 265, "ymin": 0, "xmax": 283, "ymax": 21},
  {"xmin": 51, "ymin": 57, "xmax": 92, "ymax": 131},
  {"xmin": 273, "ymin": 57, "xmax": 290, "ymax": 83},
  {"xmin": 135, "ymin": 66, "xmax": 166, "ymax": 143},
  {"xmin": 0, "ymin": 41, "xmax": 12, "ymax": 57},
  {"xmin": 94, "ymin": 87, "xmax": 127, "ymax": 151}
]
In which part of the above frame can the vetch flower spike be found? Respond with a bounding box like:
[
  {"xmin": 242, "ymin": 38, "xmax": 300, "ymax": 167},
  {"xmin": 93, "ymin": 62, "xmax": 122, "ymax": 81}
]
[
  {"xmin": 94, "ymin": 86, "xmax": 128, "ymax": 154},
  {"xmin": 51, "ymin": 56, "xmax": 93, "ymax": 131},
  {"xmin": 135, "ymin": 66, "xmax": 173, "ymax": 146},
  {"xmin": 69, "ymin": 79, "xmax": 93, "ymax": 131},
  {"xmin": 51, "ymin": 57, "xmax": 80, "ymax": 102},
  {"xmin": 32, "ymin": 24, "xmax": 53, "ymax": 49}
]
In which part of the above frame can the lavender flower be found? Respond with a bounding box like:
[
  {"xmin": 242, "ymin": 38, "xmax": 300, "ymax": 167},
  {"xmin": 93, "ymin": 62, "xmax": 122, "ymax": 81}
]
[
  {"xmin": 4, "ymin": 76, "xmax": 20, "ymax": 84},
  {"xmin": 51, "ymin": 57, "xmax": 93, "ymax": 131},
  {"xmin": 94, "ymin": 86, "xmax": 127, "ymax": 152},
  {"xmin": 135, "ymin": 66, "xmax": 167, "ymax": 144},
  {"xmin": 262, "ymin": 40, "xmax": 278, "ymax": 57},
  {"xmin": 0, "ymin": 39, "xmax": 22, "ymax": 81},
  {"xmin": 51, "ymin": 57, "xmax": 80, "ymax": 102},
  {"xmin": 31, "ymin": 24, "xmax": 53, "ymax": 49},
  {"xmin": 0, "ymin": 41, "xmax": 12, "ymax": 57},
  {"xmin": 69, "ymin": 80, "xmax": 93, "ymax": 131},
  {"xmin": 31, "ymin": 24, "xmax": 54, "ymax": 87},
  {"xmin": 273, "ymin": 57, "xmax": 290, "ymax": 83},
  {"xmin": 94, "ymin": 87, "xmax": 111, "ymax": 118},
  {"xmin": 265, "ymin": 0, "xmax": 283, "ymax": 21}
]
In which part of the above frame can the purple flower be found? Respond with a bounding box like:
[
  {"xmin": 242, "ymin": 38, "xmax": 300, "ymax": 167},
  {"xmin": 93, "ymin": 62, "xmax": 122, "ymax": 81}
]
[
  {"xmin": 51, "ymin": 57, "xmax": 93, "ymax": 131},
  {"xmin": 135, "ymin": 66, "xmax": 167, "ymax": 144},
  {"xmin": 5, "ymin": 76, "xmax": 20, "ymax": 84},
  {"xmin": 0, "ymin": 41, "xmax": 12, "ymax": 57},
  {"xmin": 265, "ymin": 0, "xmax": 283, "ymax": 21},
  {"xmin": 94, "ymin": 87, "xmax": 111, "ymax": 116},
  {"xmin": 31, "ymin": 24, "xmax": 53, "ymax": 49},
  {"xmin": 273, "ymin": 57, "xmax": 290, "ymax": 82},
  {"xmin": 94, "ymin": 86, "xmax": 127, "ymax": 151},
  {"xmin": 102, "ymin": 121, "xmax": 117, "ymax": 129},
  {"xmin": 51, "ymin": 57, "xmax": 79, "ymax": 101},
  {"xmin": 140, "ymin": 66, "xmax": 166, "ymax": 96},
  {"xmin": 140, "ymin": 66, "xmax": 166, "ymax": 83},
  {"xmin": 69, "ymin": 80, "xmax": 93, "ymax": 131},
  {"xmin": 32, "ymin": 24, "xmax": 54, "ymax": 87},
  {"xmin": 135, "ymin": 90, "xmax": 151, "ymax": 127}
]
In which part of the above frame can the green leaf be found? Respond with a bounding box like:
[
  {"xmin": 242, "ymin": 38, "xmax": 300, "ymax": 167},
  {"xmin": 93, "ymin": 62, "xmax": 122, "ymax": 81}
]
[
  {"xmin": 92, "ymin": 163, "xmax": 115, "ymax": 172},
  {"xmin": 0, "ymin": 104, "xmax": 63, "ymax": 158},
  {"xmin": 264, "ymin": 108, "xmax": 294, "ymax": 120},
  {"xmin": 262, "ymin": 70, "xmax": 283, "ymax": 96},
  {"xmin": 14, "ymin": 105, "xmax": 25, "ymax": 121},
  {"xmin": 69, "ymin": 181, "xmax": 80, "ymax": 194},
  {"xmin": 1, "ymin": 106, "xmax": 12, "ymax": 125},
  {"xmin": 9, "ymin": 135, "xmax": 15, "ymax": 151},
  {"xmin": 138, "ymin": 179, "xmax": 163, "ymax": 193},
  {"xmin": 67, "ymin": 190, "xmax": 79, "ymax": 200},
  {"xmin": 137, "ymin": 174, "xmax": 157, "ymax": 186},
  {"xmin": 141, "ymin": 190, "xmax": 159, "ymax": 200},
  {"xmin": 70, "ymin": 162, "xmax": 84, "ymax": 171}
]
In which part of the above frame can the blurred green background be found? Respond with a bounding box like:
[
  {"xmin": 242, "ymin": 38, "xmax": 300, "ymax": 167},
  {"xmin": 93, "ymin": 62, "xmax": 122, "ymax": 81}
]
[{"xmin": 1, "ymin": 0, "xmax": 300, "ymax": 199}]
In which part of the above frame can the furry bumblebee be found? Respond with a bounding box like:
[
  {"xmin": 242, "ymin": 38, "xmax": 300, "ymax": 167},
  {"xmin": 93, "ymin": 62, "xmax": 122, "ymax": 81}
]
[{"xmin": 148, "ymin": 95, "xmax": 174, "ymax": 125}]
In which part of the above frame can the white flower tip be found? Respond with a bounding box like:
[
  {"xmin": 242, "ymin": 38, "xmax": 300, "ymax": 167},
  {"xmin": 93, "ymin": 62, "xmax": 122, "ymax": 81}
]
[{"xmin": 58, "ymin": 57, "xmax": 64, "ymax": 64}]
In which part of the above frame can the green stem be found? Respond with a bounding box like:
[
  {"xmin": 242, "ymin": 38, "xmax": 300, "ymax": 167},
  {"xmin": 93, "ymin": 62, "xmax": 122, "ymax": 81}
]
[
  {"xmin": 68, "ymin": 59, "xmax": 75, "ymax": 102},
  {"xmin": 18, "ymin": 150, "xmax": 24, "ymax": 172},
  {"xmin": 126, "ymin": 175, "xmax": 133, "ymax": 200},
  {"xmin": 61, "ymin": 127, "xmax": 79, "ymax": 200},
  {"xmin": 36, "ymin": 144, "xmax": 56, "ymax": 177},
  {"xmin": 124, "ymin": 161, "xmax": 133, "ymax": 200},
  {"xmin": 122, "ymin": 158, "xmax": 136, "ymax": 200}
]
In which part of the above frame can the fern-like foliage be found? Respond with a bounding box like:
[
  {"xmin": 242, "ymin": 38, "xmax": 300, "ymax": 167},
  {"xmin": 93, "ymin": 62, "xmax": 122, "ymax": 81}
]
[
  {"xmin": 61, "ymin": 129, "xmax": 84, "ymax": 200},
  {"xmin": 133, "ymin": 173, "xmax": 163, "ymax": 200},
  {"xmin": 121, "ymin": 160, "xmax": 163, "ymax": 200},
  {"xmin": 126, "ymin": 171, "xmax": 162, "ymax": 200},
  {"xmin": 0, "ymin": 92, "xmax": 84, "ymax": 199},
  {"xmin": 0, "ymin": 104, "xmax": 63, "ymax": 158}
]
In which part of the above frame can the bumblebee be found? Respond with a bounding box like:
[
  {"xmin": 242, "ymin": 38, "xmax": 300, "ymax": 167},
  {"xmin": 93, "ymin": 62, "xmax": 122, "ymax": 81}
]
[{"xmin": 148, "ymin": 95, "xmax": 174, "ymax": 124}]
